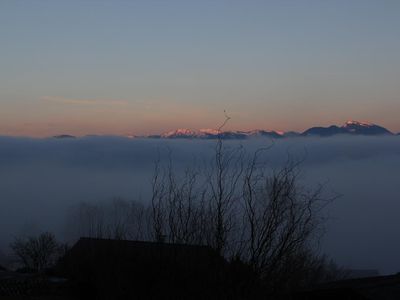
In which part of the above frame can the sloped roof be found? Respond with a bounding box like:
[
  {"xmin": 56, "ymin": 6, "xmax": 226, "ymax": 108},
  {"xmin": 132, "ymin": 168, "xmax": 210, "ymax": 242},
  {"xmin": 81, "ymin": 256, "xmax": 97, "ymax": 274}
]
[
  {"xmin": 62, "ymin": 237, "xmax": 221, "ymax": 265},
  {"xmin": 70, "ymin": 237, "xmax": 216, "ymax": 253}
]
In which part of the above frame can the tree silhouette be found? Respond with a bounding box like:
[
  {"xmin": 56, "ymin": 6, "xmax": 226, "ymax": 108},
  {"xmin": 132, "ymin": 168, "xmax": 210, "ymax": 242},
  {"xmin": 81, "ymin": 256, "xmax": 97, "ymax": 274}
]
[{"xmin": 10, "ymin": 232, "xmax": 65, "ymax": 272}]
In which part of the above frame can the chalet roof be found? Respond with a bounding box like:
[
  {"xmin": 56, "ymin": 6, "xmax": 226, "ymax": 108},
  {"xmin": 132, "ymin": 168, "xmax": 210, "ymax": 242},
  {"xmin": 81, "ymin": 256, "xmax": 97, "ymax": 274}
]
[
  {"xmin": 71, "ymin": 237, "xmax": 216, "ymax": 252},
  {"xmin": 62, "ymin": 237, "xmax": 221, "ymax": 263}
]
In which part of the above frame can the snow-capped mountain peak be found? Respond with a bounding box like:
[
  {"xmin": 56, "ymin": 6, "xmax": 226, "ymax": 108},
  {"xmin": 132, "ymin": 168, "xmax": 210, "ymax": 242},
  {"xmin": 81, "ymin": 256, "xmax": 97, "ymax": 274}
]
[
  {"xmin": 302, "ymin": 120, "xmax": 392, "ymax": 136},
  {"xmin": 161, "ymin": 128, "xmax": 197, "ymax": 138},
  {"xmin": 344, "ymin": 120, "xmax": 374, "ymax": 127},
  {"xmin": 156, "ymin": 128, "xmax": 288, "ymax": 139},
  {"xmin": 199, "ymin": 128, "xmax": 220, "ymax": 135},
  {"xmin": 242, "ymin": 129, "xmax": 285, "ymax": 137}
]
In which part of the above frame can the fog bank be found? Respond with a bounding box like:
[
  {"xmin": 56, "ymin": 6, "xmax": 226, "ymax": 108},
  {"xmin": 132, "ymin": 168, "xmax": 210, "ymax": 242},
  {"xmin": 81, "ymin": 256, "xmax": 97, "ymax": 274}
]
[{"xmin": 0, "ymin": 135, "xmax": 399, "ymax": 273}]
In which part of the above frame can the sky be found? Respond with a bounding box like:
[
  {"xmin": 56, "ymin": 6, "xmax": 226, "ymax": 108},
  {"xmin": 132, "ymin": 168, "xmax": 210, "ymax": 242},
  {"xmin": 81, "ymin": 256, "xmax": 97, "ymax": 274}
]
[{"xmin": 1, "ymin": 0, "xmax": 400, "ymax": 137}]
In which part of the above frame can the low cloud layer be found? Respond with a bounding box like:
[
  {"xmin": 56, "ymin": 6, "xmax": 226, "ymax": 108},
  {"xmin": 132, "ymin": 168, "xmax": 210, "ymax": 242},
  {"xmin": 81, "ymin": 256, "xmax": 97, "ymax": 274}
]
[{"xmin": 0, "ymin": 135, "xmax": 399, "ymax": 273}]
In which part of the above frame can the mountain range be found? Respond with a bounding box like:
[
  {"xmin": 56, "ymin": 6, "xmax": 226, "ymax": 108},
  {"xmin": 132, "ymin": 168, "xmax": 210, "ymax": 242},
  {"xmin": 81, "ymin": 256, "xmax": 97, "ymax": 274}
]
[
  {"xmin": 141, "ymin": 121, "xmax": 394, "ymax": 139},
  {"xmin": 52, "ymin": 121, "xmax": 397, "ymax": 139}
]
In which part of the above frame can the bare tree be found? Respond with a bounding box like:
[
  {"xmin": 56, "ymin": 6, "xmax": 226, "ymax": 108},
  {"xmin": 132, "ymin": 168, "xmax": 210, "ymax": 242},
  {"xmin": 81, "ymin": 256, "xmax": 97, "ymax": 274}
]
[
  {"xmin": 70, "ymin": 201, "xmax": 106, "ymax": 239},
  {"xmin": 150, "ymin": 154, "xmax": 207, "ymax": 244},
  {"xmin": 206, "ymin": 114, "xmax": 244, "ymax": 256},
  {"xmin": 149, "ymin": 113, "xmax": 245, "ymax": 255},
  {"xmin": 147, "ymin": 114, "xmax": 337, "ymax": 294},
  {"xmin": 239, "ymin": 153, "xmax": 334, "ymax": 293},
  {"xmin": 10, "ymin": 232, "xmax": 64, "ymax": 272},
  {"xmin": 68, "ymin": 198, "xmax": 148, "ymax": 241},
  {"xmin": 150, "ymin": 156, "xmax": 168, "ymax": 242}
]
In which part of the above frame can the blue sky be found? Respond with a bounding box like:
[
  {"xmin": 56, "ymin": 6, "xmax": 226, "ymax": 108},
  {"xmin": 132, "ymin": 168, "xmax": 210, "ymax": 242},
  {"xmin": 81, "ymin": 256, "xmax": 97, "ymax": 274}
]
[{"xmin": 1, "ymin": 0, "xmax": 400, "ymax": 136}]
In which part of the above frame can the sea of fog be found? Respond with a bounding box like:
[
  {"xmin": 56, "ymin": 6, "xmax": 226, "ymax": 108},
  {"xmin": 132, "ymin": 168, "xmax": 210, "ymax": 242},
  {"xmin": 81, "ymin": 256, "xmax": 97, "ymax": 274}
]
[{"xmin": 0, "ymin": 135, "xmax": 399, "ymax": 274}]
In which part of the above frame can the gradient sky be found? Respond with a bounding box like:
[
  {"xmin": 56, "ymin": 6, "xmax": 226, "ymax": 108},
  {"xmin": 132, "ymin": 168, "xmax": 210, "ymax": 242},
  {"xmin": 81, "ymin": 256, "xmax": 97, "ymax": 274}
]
[{"xmin": 1, "ymin": 0, "xmax": 400, "ymax": 137}]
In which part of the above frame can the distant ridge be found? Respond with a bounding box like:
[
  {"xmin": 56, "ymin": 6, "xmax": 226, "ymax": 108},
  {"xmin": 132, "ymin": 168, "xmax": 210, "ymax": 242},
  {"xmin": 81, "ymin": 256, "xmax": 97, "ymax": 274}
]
[
  {"xmin": 53, "ymin": 135, "xmax": 76, "ymax": 139},
  {"xmin": 49, "ymin": 121, "xmax": 395, "ymax": 140},
  {"xmin": 302, "ymin": 121, "xmax": 393, "ymax": 137},
  {"xmin": 141, "ymin": 121, "xmax": 393, "ymax": 139}
]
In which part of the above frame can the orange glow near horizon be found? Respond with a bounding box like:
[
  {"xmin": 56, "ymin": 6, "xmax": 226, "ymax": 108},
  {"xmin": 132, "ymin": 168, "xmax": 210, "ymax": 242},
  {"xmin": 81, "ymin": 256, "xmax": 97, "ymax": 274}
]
[{"xmin": 2, "ymin": 114, "xmax": 399, "ymax": 138}]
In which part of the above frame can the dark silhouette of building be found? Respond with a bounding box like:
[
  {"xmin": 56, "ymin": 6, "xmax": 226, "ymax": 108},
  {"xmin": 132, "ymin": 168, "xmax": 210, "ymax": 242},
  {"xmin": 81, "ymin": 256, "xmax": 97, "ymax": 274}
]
[{"xmin": 55, "ymin": 238, "xmax": 259, "ymax": 299}]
